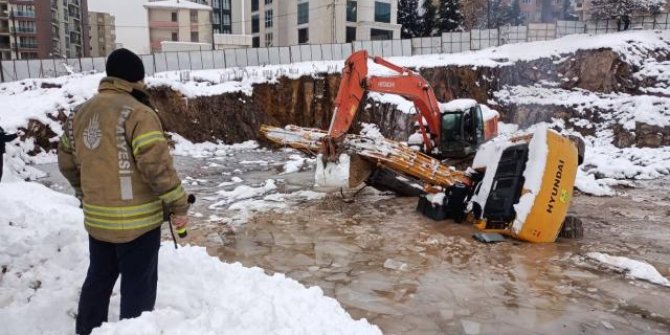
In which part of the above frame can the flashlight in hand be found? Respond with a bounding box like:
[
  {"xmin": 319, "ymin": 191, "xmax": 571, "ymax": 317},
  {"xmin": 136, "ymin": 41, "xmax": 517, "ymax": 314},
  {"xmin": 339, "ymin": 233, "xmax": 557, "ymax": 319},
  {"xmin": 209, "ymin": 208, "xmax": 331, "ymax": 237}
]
[{"xmin": 176, "ymin": 194, "xmax": 196, "ymax": 238}]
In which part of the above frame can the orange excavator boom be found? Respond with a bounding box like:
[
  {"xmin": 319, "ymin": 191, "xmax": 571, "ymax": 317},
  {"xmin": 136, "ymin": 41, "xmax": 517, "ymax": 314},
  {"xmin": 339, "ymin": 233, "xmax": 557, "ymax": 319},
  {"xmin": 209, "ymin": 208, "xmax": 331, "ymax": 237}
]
[{"xmin": 326, "ymin": 50, "xmax": 442, "ymax": 155}]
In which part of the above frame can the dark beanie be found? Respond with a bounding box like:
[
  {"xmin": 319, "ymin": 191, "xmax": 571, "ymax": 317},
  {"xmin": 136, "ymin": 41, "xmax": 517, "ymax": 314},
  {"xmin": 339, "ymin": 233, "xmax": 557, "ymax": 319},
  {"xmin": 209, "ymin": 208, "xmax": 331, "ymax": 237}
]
[{"xmin": 106, "ymin": 48, "xmax": 145, "ymax": 82}]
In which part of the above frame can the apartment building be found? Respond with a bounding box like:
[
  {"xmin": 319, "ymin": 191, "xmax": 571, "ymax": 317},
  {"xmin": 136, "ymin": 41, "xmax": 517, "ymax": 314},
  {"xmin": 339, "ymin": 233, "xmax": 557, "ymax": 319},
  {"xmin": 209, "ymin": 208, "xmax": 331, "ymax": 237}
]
[
  {"xmin": 145, "ymin": 0, "xmax": 213, "ymax": 52},
  {"xmin": 88, "ymin": 11, "xmax": 115, "ymax": 57},
  {"xmin": 244, "ymin": 0, "xmax": 400, "ymax": 48},
  {"xmin": 0, "ymin": 0, "xmax": 90, "ymax": 60}
]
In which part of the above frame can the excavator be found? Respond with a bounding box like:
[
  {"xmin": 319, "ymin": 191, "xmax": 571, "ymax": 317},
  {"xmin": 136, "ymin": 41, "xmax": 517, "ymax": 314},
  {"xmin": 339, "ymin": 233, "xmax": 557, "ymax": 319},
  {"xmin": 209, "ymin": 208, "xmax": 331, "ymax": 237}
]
[{"xmin": 260, "ymin": 50, "xmax": 584, "ymax": 243}]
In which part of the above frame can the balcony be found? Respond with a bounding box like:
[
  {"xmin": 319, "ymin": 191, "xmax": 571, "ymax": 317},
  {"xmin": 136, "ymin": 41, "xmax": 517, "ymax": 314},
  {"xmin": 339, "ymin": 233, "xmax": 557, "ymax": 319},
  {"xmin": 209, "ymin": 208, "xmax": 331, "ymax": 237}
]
[
  {"xmin": 149, "ymin": 20, "xmax": 179, "ymax": 29},
  {"xmin": 0, "ymin": 43, "xmax": 10, "ymax": 49},
  {"xmin": 0, "ymin": 26, "xmax": 8, "ymax": 34},
  {"xmin": 12, "ymin": 42, "xmax": 37, "ymax": 49},
  {"xmin": 12, "ymin": 11, "xmax": 36, "ymax": 18},
  {"xmin": 10, "ymin": 26, "xmax": 36, "ymax": 34}
]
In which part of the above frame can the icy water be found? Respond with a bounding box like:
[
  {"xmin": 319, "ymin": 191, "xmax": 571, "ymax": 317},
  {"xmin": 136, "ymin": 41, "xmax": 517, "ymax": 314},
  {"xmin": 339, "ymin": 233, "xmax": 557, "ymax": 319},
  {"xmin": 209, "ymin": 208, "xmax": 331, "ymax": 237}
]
[{"xmin": 39, "ymin": 149, "xmax": 670, "ymax": 335}]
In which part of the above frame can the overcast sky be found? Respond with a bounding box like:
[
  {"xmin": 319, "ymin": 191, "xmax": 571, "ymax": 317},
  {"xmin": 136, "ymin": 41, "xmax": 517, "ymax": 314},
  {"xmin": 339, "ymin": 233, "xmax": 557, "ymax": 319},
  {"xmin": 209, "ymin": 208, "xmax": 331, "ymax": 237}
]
[{"xmin": 88, "ymin": 0, "xmax": 150, "ymax": 54}]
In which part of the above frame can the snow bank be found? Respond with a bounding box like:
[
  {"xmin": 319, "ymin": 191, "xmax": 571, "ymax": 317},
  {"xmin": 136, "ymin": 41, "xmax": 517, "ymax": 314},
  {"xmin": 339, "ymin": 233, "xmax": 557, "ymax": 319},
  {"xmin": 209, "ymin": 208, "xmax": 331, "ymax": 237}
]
[
  {"xmin": 209, "ymin": 179, "xmax": 278, "ymax": 208},
  {"xmin": 280, "ymin": 154, "xmax": 315, "ymax": 175},
  {"xmin": 0, "ymin": 180, "xmax": 380, "ymax": 335},
  {"xmin": 440, "ymin": 99, "xmax": 478, "ymax": 113},
  {"xmin": 170, "ymin": 133, "xmax": 259, "ymax": 158},
  {"xmin": 587, "ymin": 252, "xmax": 670, "ymax": 287}
]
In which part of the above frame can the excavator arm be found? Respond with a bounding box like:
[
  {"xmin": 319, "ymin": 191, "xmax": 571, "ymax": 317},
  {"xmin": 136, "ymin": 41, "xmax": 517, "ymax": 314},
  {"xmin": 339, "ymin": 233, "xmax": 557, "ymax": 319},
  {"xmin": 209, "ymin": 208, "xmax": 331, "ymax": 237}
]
[{"xmin": 324, "ymin": 50, "xmax": 442, "ymax": 159}]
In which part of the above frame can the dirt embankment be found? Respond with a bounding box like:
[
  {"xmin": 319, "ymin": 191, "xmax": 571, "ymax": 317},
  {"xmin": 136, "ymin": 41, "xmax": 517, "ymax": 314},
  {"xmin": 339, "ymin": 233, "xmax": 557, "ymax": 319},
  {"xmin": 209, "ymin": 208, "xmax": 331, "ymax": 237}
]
[{"xmin": 21, "ymin": 45, "xmax": 670, "ymax": 154}]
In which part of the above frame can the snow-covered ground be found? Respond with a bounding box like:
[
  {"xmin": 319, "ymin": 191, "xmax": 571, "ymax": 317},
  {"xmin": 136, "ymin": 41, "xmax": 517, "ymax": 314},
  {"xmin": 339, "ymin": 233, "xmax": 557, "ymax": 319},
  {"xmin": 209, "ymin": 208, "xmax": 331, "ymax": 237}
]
[{"xmin": 0, "ymin": 179, "xmax": 381, "ymax": 335}]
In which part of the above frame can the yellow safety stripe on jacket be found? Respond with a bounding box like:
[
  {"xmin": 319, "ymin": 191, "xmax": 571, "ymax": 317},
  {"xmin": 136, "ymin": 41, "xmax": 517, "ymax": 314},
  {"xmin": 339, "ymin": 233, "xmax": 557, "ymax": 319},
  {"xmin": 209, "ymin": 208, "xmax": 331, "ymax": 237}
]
[
  {"xmin": 60, "ymin": 135, "xmax": 71, "ymax": 151},
  {"xmin": 131, "ymin": 131, "xmax": 166, "ymax": 155},
  {"xmin": 159, "ymin": 185, "xmax": 186, "ymax": 204},
  {"xmin": 85, "ymin": 212, "xmax": 163, "ymax": 230},
  {"xmin": 83, "ymin": 200, "xmax": 162, "ymax": 218}
]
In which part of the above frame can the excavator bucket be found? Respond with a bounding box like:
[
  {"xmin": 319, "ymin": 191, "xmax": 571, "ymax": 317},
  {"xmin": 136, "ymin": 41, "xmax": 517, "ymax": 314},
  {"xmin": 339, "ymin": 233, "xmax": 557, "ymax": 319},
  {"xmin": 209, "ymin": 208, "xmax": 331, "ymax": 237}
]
[{"xmin": 314, "ymin": 153, "xmax": 375, "ymax": 189}]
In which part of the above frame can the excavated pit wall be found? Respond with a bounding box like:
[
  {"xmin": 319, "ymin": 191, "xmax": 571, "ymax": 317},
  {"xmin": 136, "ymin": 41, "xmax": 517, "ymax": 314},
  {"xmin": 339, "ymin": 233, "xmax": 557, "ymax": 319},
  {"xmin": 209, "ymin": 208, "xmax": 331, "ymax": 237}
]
[{"xmin": 20, "ymin": 46, "xmax": 670, "ymax": 153}]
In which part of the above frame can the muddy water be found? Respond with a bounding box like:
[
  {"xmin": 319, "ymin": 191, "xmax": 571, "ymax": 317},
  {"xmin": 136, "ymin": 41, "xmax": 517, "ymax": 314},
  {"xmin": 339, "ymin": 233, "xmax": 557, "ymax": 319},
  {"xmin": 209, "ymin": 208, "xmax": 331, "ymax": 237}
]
[{"xmin": 38, "ymin": 151, "xmax": 670, "ymax": 335}]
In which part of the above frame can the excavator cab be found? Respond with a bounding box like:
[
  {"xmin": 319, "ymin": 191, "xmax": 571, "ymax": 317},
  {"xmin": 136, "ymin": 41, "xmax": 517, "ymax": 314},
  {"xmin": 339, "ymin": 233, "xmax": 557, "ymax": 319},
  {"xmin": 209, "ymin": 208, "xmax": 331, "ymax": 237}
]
[{"xmin": 439, "ymin": 102, "xmax": 486, "ymax": 158}]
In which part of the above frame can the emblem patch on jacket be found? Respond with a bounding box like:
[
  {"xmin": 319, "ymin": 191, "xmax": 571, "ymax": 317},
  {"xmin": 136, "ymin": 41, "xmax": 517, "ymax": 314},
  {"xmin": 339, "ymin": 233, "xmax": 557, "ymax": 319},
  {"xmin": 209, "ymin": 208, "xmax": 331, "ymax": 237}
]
[{"xmin": 83, "ymin": 113, "xmax": 102, "ymax": 150}]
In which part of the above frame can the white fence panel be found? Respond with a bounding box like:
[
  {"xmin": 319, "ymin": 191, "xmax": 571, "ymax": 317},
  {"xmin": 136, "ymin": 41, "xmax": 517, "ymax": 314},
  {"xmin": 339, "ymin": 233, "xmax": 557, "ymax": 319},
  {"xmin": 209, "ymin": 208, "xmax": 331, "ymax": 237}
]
[
  {"xmin": 235, "ymin": 49, "xmax": 248, "ymax": 67},
  {"xmin": 177, "ymin": 52, "xmax": 190, "ymax": 70},
  {"xmin": 165, "ymin": 53, "xmax": 179, "ymax": 71},
  {"xmin": 631, "ymin": 15, "xmax": 655, "ymax": 30},
  {"xmin": 257, "ymin": 48, "xmax": 270, "ymax": 65},
  {"xmin": 212, "ymin": 50, "xmax": 226, "ymax": 68},
  {"xmin": 310, "ymin": 45, "xmax": 323, "ymax": 61},
  {"xmin": 279, "ymin": 47, "xmax": 291, "ymax": 64},
  {"xmin": 80, "ymin": 58, "xmax": 94, "ymax": 73},
  {"xmin": 154, "ymin": 54, "xmax": 167, "ymax": 72},
  {"xmin": 299, "ymin": 45, "xmax": 312, "ymax": 61},
  {"xmin": 189, "ymin": 51, "xmax": 204, "ymax": 70},
  {"xmin": 401, "ymin": 39, "xmax": 412, "ymax": 56},
  {"xmin": 442, "ymin": 31, "xmax": 471, "ymax": 53},
  {"xmin": 92, "ymin": 57, "xmax": 106, "ymax": 72},
  {"xmin": 471, "ymin": 29, "xmax": 498, "ymax": 50},
  {"xmin": 247, "ymin": 48, "xmax": 259, "ymax": 66},
  {"xmin": 201, "ymin": 50, "xmax": 215, "ymax": 69},
  {"xmin": 223, "ymin": 50, "xmax": 237, "ymax": 67},
  {"xmin": 321, "ymin": 44, "xmax": 334, "ymax": 61},
  {"xmin": 141, "ymin": 55, "xmax": 155, "ymax": 75},
  {"xmin": 289, "ymin": 45, "xmax": 301, "ymax": 62},
  {"xmin": 1, "ymin": 61, "xmax": 16, "ymax": 81},
  {"xmin": 556, "ymin": 20, "xmax": 585, "ymax": 37},
  {"xmin": 14, "ymin": 60, "xmax": 29, "ymax": 80},
  {"xmin": 528, "ymin": 23, "xmax": 556, "ymax": 41},
  {"xmin": 26, "ymin": 60, "xmax": 41, "ymax": 77},
  {"xmin": 67, "ymin": 59, "xmax": 82, "ymax": 73},
  {"xmin": 499, "ymin": 25, "xmax": 527, "ymax": 44},
  {"xmin": 42, "ymin": 59, "xmax": 57, "ymax": 77},
  {"xmin": 267, "ymin": 47, "xmax": 281, "ymax": 64},
  {"xmin": 54, "ymin": 59, "xmax": 69, "ymax": 76},
  {"xmin": 655, "ymin": 13, "xmax": 670, "ymax": 29}
]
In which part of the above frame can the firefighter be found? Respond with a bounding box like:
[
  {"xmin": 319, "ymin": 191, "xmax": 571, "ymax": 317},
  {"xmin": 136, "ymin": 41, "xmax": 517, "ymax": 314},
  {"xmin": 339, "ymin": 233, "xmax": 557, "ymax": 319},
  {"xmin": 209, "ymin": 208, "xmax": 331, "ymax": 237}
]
[
  {"xmin": 57, "ymin": 48, "xmax": 190, "ymax": 335},
  {"xmin": 0, "ymin": 126, "xmax": 18, "ymax": 181}
]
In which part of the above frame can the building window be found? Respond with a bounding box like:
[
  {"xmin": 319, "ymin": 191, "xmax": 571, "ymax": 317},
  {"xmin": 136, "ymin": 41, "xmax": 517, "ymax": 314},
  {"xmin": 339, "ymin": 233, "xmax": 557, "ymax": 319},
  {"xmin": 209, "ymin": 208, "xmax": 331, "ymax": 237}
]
[
  {"xmin": 522, "ymin": 0, "xmax": 531, "ymax": 3},
  {"xmin": 223, "ymin": 14, "xmax": 231, "ymax": 26},
  {"xmin": 222, "ymin": 0, "xmax": 230, "ymax": 10},
  {"xmin": 374, "ymin": 2, "xmax": 391, "ymax": 23},
  {"xmin": 191, "ymin": 31, "xmax": 199, "ymax": 42},
  {"xmin": 346, "ymin": 26, "xmax": 356, "ymax": 42},
  {"xmin": 265, "ymin": 0, "xmax": 272, "ymax": 4},
  {"xmin": 190, "ymin": 10, "xmax": 198, "ymax": 23},
  {"xmin": 251, "ymin": 0, "xmax": 259, "ymax": 12},
  {"xmin": 171, "ymin": 32, "xmax": 178, "ymax": 41},
  {"xmin": 265, "ymin": 9, "xmax": 273, "ymax": 28},
  {"xmin": 297, "ymin": 2, "xmax": 308, "ymax": 25},
  {"xmin": 171, "ymin": 12, "xmax": 178, "ymax": 22},
  {"xmin": 252, "ymin": 14, "xmax": 259, "ymax": 33},
  {"xmin": 347, "ymin": 1, "xmax": 357, "ymax": 22},
  {"xmin": 252, "ymin": 36, "xmax": 260, "ymax": 47},
  {"xmin": 213, "ymin": 14, "xmax": 220, "ymax": 24},
  {"xmin": 265, "ymin": 32, "xmax": 273, "ymax": 46},
  {"xmin": 371, "ymin": 28, "xmax": 392, "ymax": 40},
  {"xmin": 298, "ymin": 27, "xmax": 308, "ymax": 44}
]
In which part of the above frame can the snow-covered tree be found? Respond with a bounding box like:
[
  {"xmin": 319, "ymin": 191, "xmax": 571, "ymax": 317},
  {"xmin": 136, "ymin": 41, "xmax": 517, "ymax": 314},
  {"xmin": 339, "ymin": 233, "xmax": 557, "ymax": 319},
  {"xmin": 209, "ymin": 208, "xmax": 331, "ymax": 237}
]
[
  {"xmin": 489, "ymin": 0, "xmax": 515, "ymax": 27},
  {"xmin": 437, "ymin": 0, "xmax": 464, "ymax": 32},
  {"xmin": 510, "ymin": 0, "xmax": 524, "ymax": 25},
  {"xmin": 562, "ymin": 0, "xmax": 578, "ymax": 20},
  {"xmin": 421, "ymin": 0, "xmax": 438, "ymax": 36},
  {"xmin": 590, "ymin": 0, "xmax": 665, "ymax": 20},
  {"xmin": 398, "ymin": 0, "xmax": 422, "ymax": 38}
]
